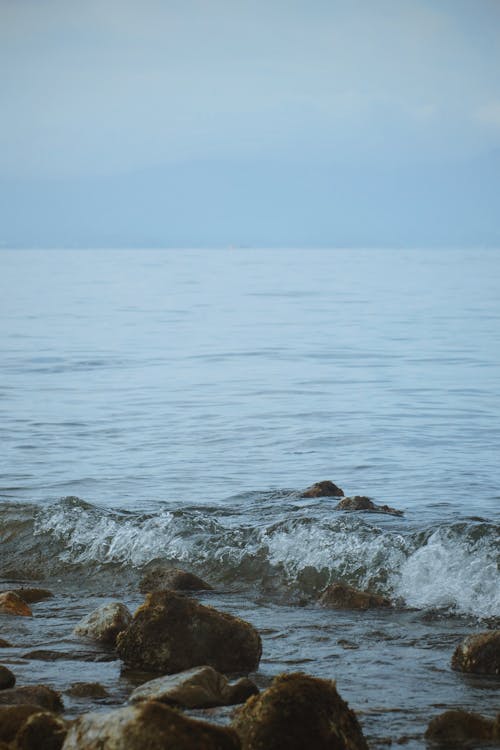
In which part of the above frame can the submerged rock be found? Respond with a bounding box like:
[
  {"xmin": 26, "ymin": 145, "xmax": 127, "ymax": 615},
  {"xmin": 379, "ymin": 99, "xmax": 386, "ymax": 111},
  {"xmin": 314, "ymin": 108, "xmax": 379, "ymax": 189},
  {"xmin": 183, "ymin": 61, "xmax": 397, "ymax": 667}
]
[
  {"xmin": 117, "ymin": 591, "xmax": 261, "ymax": 674},
  {"xmin": 16, "ymin": 710, "xmax": 68, "ymax": 750},
  {"xmin": 0, "ymin": 639, "xmax": 12, "ymax": 648},
  {"xmin": 336, "ymin": 496, "xmax": 403, "ymax": 516},
  {"xmin": 302, "ymin": 481, "xmax": 344, "ymax": 498},
  {"xmin": 0, "ymin": 685, "xmax": 63, "ymax": 711},
  {"xmin": 129, "ymin": 665, "xmax": 258, "ymax": 709},
  {"xmin": 139, "ymin": 566, "xmax": 213, "ymax": 594},
  {"xmin": 62, "ymin": 701, "xmax": 240, "ymax": 750},
  {"xmin": 0, "ymin": 592, "xmax": 32, "ymax": 617},
  {"xmin": 232, "ymin": 672, "xmax": 368, "ymax": 750},
  {"xmin": 0, "ymin": 665, "xmax": 15, "ymax": 690},
  {"xmin": 67, "ymin": 682, "xmax": 109, "ymax": 698},
  {"xmin": 74, "ymin": 602, "xmax": 132, "ymax": 646},
  {"xmin": 319, "ymin": 582, "xmax": 392, "ymax": 611},
  {"xmin": 425, "ymin": 709, "xmax": 499, "ymax": 745},
  {"xmin": 9, "ymin": 588, "xmax": 54, "ymax": 604},
  {"xmin": 451, "ymin": 630, "xmax": 500, "ymax": 675}
]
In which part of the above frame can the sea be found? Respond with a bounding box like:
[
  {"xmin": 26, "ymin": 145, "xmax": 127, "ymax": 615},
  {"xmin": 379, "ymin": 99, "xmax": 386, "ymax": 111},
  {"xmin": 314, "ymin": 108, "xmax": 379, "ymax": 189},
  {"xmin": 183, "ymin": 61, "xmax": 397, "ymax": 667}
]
[{"xmin": 1, "ymin": 248, "xmax": 499, "ymax": 748}]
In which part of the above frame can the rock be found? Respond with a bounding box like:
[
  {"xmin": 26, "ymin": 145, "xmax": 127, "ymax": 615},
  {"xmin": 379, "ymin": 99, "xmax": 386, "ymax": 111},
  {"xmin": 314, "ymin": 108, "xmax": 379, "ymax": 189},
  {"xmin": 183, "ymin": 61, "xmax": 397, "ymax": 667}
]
[
  {"xmin": 451, "ymin": 630, "xmax": 500, "ymax": 675},
  {"xmin": 117, "ymin": 591, "xmax": 261, "ymax": 674},
  {"xmin": 23, "ymin": 649, "xmax": 115, "ymax": 663},
  {"xmin": 232, "ymin": 672, "xmax": 368, "ymax": 750},
  {"xmin": 424, "ymin": 709, "xmax": 498, "ymax": 745},
  {"xmin": 74, "ymin": 602, "xmax": 132, "ymax": 646},
  {"xmin": 129, "ymin": 665, "xmax": 258, "ymax": 709},
  {"xmin": 0, "ymin": 592, "xmax": 32, "ymax": 617},
  {"xmin": 302, "ymin": 481, "xmax": 344, "ymax": 498},
  {"xmin": 62, "ymin": 701, "xmax": 241, "ymax": 750},
  {"xmin": 0, "ymin": 705, "xmax": 48, "ymax": 743},
  {"xmin": 67, "ymin": 682, "xmax": 109, "ymax": 698},
  {"xmin": 319, "ymin": 582, "xmax": 392, "ymax": 611},
  {"xmin": 0, "ymin": 685, "xmax": 63, "ymax": 711},
  {"xmin": 336, "ymin": 496, "xmax": 403, "ymax": 516},
  {"xmin": 139, "ymin": 566, "xmax": 213, "ymax": 594},
  {"xmin": 0, "ymin": 639, "xmax": 12, "ymax": 648},
  {"xmin": 8, "ymin": 588, "xmax": 54, "ymax": 604},
  {"xmin": 0, "ymin": 665, "xmax": 15, "ymax": 690},
  {"xmin": 16, "ymin": 711, "xmax": 68, "ymax": 750}
]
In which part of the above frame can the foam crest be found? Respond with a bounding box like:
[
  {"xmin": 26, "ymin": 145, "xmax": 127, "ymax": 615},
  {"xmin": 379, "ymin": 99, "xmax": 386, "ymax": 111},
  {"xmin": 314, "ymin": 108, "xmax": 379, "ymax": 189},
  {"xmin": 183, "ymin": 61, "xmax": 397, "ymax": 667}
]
[{"xmin": 393, "ymin": 524, "xmax": 500, "ymax": 618}]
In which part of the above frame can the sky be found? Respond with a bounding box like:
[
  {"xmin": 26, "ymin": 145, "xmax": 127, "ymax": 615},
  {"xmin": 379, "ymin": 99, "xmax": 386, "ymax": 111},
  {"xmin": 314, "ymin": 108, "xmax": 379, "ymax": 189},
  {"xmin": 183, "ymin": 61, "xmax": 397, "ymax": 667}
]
[{"xmin": 1, "ymin": 0, "xmax": 499, "ymax": 247}]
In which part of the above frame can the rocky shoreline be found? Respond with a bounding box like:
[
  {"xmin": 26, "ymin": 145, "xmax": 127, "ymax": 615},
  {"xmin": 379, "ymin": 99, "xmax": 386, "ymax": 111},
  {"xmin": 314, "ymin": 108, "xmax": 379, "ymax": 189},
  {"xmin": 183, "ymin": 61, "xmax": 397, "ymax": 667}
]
[{"xmin": 1, "ymin": 482, "xmax": 499, "ymax": 749}]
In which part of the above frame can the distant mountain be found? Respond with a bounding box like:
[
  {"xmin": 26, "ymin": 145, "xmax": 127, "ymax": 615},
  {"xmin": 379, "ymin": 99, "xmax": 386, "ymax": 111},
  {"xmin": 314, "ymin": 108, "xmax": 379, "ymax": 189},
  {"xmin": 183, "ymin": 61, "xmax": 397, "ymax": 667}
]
[{"xmin": 1, "ymin": 152, "xmax": 499, "ymax": 248}]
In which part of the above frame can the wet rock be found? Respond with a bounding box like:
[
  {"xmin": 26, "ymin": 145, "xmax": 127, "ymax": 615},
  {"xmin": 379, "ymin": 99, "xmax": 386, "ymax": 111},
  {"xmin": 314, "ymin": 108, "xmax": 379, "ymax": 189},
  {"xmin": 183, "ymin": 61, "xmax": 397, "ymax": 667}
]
[
  {"xmin": 0, "ymin": 665, "xmax": 15, "ymax": 690},
  {"xmin": 0, "ymin": 591, "xmax": 32, "ymax": 617},
  {"xmin": 424, "ymin": 709, "xmax": 498, "ymax": 745},
  {"xmin": 0, "ymin": 639, "xmax": 12, "ymax": 648},
  {"xmin": 0, "ymin": 685, "xmax": 63, "ymax": 711},
  {"xmin": 0, "ymin": 705, "xmax": 47, "ymax": 743},
  {"xmin": 67, "ymin": 682, "xmax": 109, "ymax": 698},
  {"xmin": 117, "ymin": 591, "xmax": 262, "ymax": 674},
  {"xmin": 62, "ymin": 701, "xmax": 241, "ymax": 750},
  {"xmin": 129, "ymin": 665, "xmax": 258, "ymax": 709},
  {"xmin": 16, "ymin": 711, "xmax": 68, "ymax": 750},
  {"xmin": 302, "ymin": 481, "xmax": 344, "ymax": 498},
  {"xmin": 140, "ymin": 566, "xmax": 213, "ymax": 594},
  {"xmin": 336, "ymin": 496, "xmax": 403, "ymax": 516},
  {"xmin": 74, "ymin": 602, "xmax": 132, "ymax": 646},
  {"xmin": 320, "ymin": 582, "xmax": 392, "ymax": 611},
  {"xmin": 22, "ymin": 649, "xmax": 115, "ymax": 663},
  {"xmin": 451, "ymin": 630, "xmax": 500, "ymax": 675},
  {"xmin": 232, "ymin": 672, "xmax": 368, "ymax": 750},
  {"xmin": 9, "ymin": 588, "xmax": 54, "ymax": 604}
]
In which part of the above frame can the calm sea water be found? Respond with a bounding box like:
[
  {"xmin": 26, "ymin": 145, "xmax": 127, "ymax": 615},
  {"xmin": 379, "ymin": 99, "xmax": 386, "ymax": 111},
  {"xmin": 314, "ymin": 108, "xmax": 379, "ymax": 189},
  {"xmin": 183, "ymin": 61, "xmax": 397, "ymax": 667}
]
[{"xmin": 1, "ymin": 248, "xmax": 499, "ymax": 748}]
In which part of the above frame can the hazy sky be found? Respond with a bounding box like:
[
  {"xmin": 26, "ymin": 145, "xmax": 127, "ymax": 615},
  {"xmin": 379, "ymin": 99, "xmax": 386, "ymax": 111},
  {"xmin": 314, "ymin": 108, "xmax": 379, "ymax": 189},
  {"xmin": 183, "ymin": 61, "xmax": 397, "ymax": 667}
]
[{"xmin": 1, "ymin": 0, "xmax": 499, "ymax": 245}]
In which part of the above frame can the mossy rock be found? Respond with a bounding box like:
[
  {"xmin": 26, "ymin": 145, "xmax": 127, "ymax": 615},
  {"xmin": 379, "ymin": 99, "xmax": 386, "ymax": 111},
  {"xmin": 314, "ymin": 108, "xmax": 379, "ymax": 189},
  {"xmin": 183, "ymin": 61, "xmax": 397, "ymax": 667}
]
[{"xmin": 232, "ymin": 672, "xmax": 368, "ymax": 750}]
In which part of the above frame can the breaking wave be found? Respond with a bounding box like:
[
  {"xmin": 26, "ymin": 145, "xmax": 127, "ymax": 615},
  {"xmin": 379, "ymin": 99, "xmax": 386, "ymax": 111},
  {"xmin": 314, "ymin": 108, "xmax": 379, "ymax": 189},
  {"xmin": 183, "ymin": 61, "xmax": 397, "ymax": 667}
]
[{"xmin": 1, "ymin": 497, "xmax": 498, "ymax": 618}]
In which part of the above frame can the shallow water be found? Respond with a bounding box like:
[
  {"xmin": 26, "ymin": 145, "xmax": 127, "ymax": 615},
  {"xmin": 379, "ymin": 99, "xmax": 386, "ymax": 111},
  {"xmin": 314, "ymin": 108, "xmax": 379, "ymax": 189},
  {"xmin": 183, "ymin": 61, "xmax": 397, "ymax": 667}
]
[{"xmin": 1, "ymin": 248, "xmax": 499, "ymax": 747}]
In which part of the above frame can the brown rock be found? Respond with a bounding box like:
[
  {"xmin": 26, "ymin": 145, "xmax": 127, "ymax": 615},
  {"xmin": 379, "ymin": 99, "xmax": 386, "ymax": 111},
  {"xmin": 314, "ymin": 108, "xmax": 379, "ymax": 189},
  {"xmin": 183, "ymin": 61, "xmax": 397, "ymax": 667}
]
[
  {"xmin": 0, "ymin": 665, "xmax": 15, "ymax": 690},
  {"xmin": 319, "ymin": 582, "xmax": 392, "ymax": 611},
  {"xmin": 0, "ymin": 705, "xmax": 47, "ymax": 743},
  {"xmin": 232, "ymin": 672, "xmax": 368, "ymax": 750},
  {"xmin": 74, "ymin": 602, "xmax": 132, "ymax": 646},
  {"xmin": 0, "ymin": 639, "xmax": 12, "ymax": 648},
  {"xmin": 62, "ymin": 701, "xmax": 240, "ymax": 750},
  {"xmin": 336, "ymin": 496, "xmax": 403, "ymax": 516},
  {"xmin": 302, "ymin": 481, "xmax": 344, "ymax": 498},
  {"xmin": 451, "ymin": 630, "xmax": 500, "ymax": 675},
  {"xmin": 140, "ymin": 567, "xmax": 213, "ymax": 594},
  {"xmin": 0, "ymin": 592, "xmax": 32, "ymax": 617},
  {"xmin": 425, "ymin": 710, "xmax": 497, "ymax": 744},
  {"xmin": 0, "ymin": 685, "xmax": 63, "ymax": 712},
  {"xmin": 129, "ymin": 665, "xmax": 258, "ymax": 708},
  {"xmin": 67, "ymin": 682, "xmax": 109, "ymax": 698},
  {"xmin": 117, "ymin": 591, "xmax": 261, "ymax": 674},
  {"xmin": 8, "ymin": 588, "xmax": 54, "ymax": 604},
  {"xmin": 16, "ymin": 711, "xmax": 68, "ymax": 750}
]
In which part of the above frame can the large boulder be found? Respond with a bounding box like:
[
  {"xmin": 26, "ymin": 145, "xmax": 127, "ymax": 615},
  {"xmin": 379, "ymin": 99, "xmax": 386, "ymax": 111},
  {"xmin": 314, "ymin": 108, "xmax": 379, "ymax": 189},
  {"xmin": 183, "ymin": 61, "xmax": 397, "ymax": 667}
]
[
  {"xmin": 0, "ymin": 592, "xmax": 32, "ymax": 617},
  {"xmin": 0, "ymin": 705, "xmax": 47, "ymax": 743},
  {"xmin": 0, "ymin": 665, "xmax": 15, "ymax": 690},
  {"xmin": 0, "ymin": 686, "xmax": 63, "ymax": 711},
  {"xmin": 336, "ymin": 496, "xmax": 403, "ymax": 516},
  {"xmin": 16, "ymin": 710, "xmax": 68, "ymax": 750},
  {"xmin": 319, "ymin": 582, "xmax": 392, "ymax": 611},
  {"xmin": 74, "ymin": 602, "xmax": 132, "ymax": 646},
  {"xmin": 62, "ymin": 701, "xmax": 240, "ymax": 750},
  {"xmin": 425, "ymin": 710, "xmax": 499, "ymax": 745},
  {"xmin": 302, "ymin": 481, "xmax": 344, "ymax": 498},
  {"xmin": 129, "ymin": 665, "xmax": 258, "ymax": 708},
  {"xmin": 116, "ymin": 591, "xmax": 261, "ymax": 674},
  {"xmin": 140, "ymin": 566, "xmax": 213, "ymax": 594},
  {"xmin": 232, "ymin": 672, "xmax": 368, "ymax": 750},
  {"xmin": 451, "ymin": 631, "xmax": 500, "ymax": 675}
]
